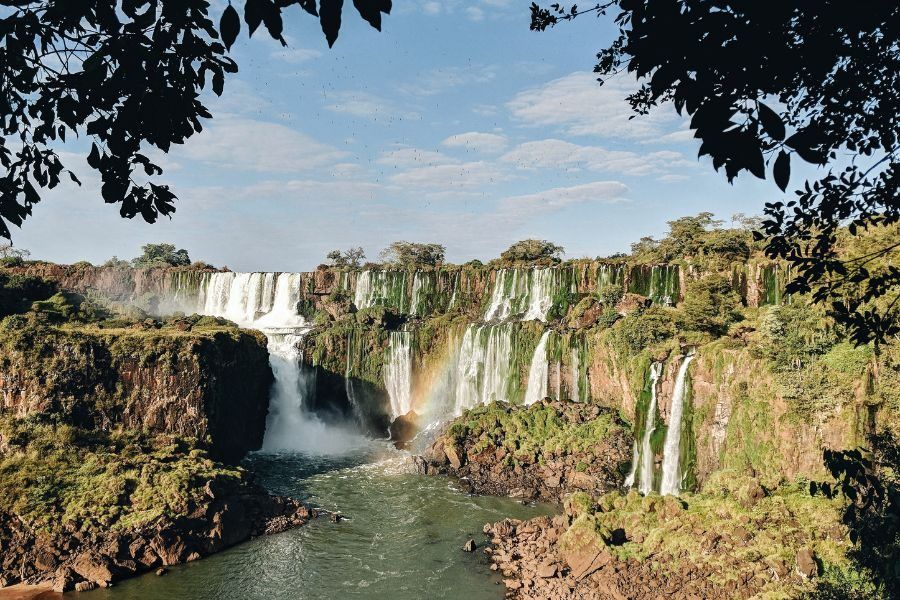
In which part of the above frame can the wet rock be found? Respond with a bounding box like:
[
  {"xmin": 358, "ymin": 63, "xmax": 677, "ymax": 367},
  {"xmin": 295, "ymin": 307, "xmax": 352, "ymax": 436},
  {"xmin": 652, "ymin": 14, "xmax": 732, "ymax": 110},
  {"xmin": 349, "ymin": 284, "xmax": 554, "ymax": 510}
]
[
  {"xmin": 463, "ymin": 539, "xmax": 477, "ymax": 552},
  {"xmin": 75, "ymin": 581, "xmax": 98, "ymax": 592},
  {"xmin": 389, "ymin": 411, "xmax": 420, "ymax": 448},
  {"xmin": 156, "ymin": 568, "xmax": 168, "ymax": 576}
]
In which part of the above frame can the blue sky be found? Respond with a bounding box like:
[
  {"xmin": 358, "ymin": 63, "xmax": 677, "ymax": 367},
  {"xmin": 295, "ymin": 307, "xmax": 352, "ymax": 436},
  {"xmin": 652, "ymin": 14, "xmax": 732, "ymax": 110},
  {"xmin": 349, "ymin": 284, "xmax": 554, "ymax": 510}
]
[{"xmin": 18, "ymin": 1, "xmax": 780, "ymax": 272}]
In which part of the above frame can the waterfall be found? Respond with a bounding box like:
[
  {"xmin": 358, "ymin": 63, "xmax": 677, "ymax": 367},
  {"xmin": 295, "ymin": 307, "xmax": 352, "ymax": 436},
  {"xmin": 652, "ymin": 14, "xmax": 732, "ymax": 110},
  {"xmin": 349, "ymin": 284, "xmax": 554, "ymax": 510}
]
[
  {"xmin": 660, "ymin": 352, "xmax": 695, "ymax": 495},
  {"xmin": 197, "ymin": 272, "xmax": 363, "ymax": 453},
  {"xmin": 484, "ymin": 268, "xmax": 556, "ymax": 322},
  {"xmin": 353, "ymin": 270, "xmax": 410, "ymax": 312},
  {"xmin": 624, "ymin": 362, "xmax": 663, "ymax": 492},
  {"xmin": 523, "ymin": 330, "xmax": 552, "ymax": 405},
  {"xmin": 484, "ymin": 269, "xmax": 517, "ymax": 321},
  {"xmin": 450, "ymin": 324, "xmax": 514, "ymax": 415},
  {"xmin": 384, "ymin": 331, "xmax": 413, "ymax": 418},
  {"xmin": 522, "ymin": 269, "xmax": 555, "ymax": 322}
]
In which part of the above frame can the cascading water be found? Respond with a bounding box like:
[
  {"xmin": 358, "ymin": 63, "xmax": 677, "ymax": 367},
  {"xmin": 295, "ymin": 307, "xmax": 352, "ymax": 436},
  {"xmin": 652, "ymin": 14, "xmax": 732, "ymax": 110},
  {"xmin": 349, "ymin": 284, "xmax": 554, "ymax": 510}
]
[
  {"xmin": 384, "ymin": 330, "xmax": 414, "ymax": 418},
  {"xmin": 624, "ymin": 362, "xmax": 663, "ymax": 492},
  {"xmin": 353, "ymin": 270, "xmax": 410, "ymax": 312},
  {"xmin": 523, "ymin": 330, "xmax": 552, "ymax": 405},
  {"xmin": 522, "ymin": 269, "xmax": 555, "ymax": 322},
  {"xmin": 450, "ymin": 324, "xmax": 514, "ymax": 415},
  {"xmin": 484, "ymin": 268, "xmax": 556, "ymax": 322},
  {"xmin": 660, "ymin": 352, "xmax": 695, "ymax": 495},
  {"xmin": 197, "ymin": 272, "xmax": 363, "ymax": 453}
]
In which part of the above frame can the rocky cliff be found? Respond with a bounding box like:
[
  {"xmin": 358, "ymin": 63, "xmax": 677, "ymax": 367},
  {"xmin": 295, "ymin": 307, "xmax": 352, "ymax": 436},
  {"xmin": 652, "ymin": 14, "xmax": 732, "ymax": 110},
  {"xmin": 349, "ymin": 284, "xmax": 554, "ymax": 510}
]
[{"xmin": 0, "ymin": 318, "xmax": 273, "ymax": 463}]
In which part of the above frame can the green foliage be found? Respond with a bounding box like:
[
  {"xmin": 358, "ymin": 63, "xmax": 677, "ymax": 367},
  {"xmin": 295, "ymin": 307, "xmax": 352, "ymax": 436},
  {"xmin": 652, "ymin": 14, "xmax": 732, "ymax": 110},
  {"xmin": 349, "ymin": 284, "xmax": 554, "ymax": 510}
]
[
  {"xmin": 447, "ymin": 401, "xmax": 622, "ymax": 462},
  {"xmin": 756, "ymin": 302, "xmax": 836, "ymax": 370},
  {"xmin": 0, "ymin": 272, "xmax": 56, "ymax": 317},
  {"xmin": 608, "ymin": 306, "xmax": 676, "ymax": 355},
  {"xmin": 0, "ymin": 417, "xmax": 245, "ymax": 532},
  {"xmin": 378, "ymin": 241, "xmax": 445, "ymax": 269},
  {"xmin": 500, "ymin": 239, "xmax": 564, "ymax": 264},
  {"xmin": 558, "ymin": 478, "xmax": 853, "ymax": 598},
  {"xmin": 597, "ymin": 283, "xmax": 624, "ymax": 307},
  {"xmin": 326, "ymin": 247, "xmax": 366, "ymax": 269},
  {"xmin": 131, "ymin": 243, "xmax": 190, "ymax": 268},
  {"xmin": 676, "ymin": 274, "xmax": 743, "ymax": 337}
]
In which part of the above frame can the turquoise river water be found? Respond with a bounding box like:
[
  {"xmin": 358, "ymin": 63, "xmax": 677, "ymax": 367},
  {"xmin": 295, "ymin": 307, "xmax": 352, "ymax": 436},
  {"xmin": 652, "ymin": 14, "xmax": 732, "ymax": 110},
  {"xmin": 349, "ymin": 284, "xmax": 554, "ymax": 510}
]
[{"xmin": 83, "ymin": 441, "xmax": 552, "ymax": 600}]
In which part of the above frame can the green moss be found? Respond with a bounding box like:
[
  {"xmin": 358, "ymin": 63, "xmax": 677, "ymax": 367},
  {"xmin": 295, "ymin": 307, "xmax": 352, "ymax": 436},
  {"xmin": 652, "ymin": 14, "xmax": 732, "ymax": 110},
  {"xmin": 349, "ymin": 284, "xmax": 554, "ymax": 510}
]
[
  {"xmin": 0, "ymin": 417, "xmax": 245, "ymax": 532},
  {"xmin": 561, "ymin": 478, "xmax": 855, "ymax": 598},
  {"xmin": 446, "ymin": 401, "xmax": 622, "ymax": 461}
]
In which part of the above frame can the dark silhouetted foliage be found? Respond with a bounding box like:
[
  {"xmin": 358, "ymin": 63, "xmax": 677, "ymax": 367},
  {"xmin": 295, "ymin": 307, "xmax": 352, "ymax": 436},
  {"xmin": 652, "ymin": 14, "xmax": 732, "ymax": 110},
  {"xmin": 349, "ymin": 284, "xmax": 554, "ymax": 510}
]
[
  {"xmin": 0, "ymin": 1, "xmax": 390, "ymax": 238},
  {"xmin": 530, "ymin": 1, "xmax": 900, "ymax": 344}
]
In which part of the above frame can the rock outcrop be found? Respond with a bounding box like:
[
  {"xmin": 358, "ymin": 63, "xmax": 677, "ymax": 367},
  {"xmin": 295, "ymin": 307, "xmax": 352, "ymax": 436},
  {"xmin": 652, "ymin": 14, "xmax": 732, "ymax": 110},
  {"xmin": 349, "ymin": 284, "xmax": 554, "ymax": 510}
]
[
  {"xmin": 0, "ymin": 320, "xmax": 273, "ymax": 463},
  {"xmin": 419, "ymin": 400, "xmax": 631, "ymax": 502},
  {"xmin": 0, "ymin": 478, "xmax": 313, "ymax": 591}
]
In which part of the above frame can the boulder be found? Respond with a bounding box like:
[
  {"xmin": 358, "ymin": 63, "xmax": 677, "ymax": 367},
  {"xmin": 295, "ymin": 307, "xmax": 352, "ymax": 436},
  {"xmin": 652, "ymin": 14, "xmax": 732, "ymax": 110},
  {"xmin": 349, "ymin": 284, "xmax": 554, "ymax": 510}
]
[
  {"xmin": 462, "ymin": 539, "xmax": 477, "ymax": 552},
  {"xmin": 795, "ymin": 547, "xmax": 818, "ymax": 579}
]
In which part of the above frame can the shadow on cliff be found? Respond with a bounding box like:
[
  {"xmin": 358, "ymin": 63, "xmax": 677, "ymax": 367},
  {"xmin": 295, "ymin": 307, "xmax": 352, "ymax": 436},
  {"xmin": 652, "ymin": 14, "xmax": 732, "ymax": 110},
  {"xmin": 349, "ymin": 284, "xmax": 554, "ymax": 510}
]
[{"xmin": 308, "ymin": 367, "xmax": 391, "ymax": 438}]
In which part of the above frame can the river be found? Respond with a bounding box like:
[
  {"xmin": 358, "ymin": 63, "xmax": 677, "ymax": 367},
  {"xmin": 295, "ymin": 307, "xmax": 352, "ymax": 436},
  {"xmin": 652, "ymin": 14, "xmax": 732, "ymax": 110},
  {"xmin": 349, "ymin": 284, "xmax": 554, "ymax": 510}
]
[{"xmin": 84, "ymin": 441, "xmax": 552, "ymax": 600}]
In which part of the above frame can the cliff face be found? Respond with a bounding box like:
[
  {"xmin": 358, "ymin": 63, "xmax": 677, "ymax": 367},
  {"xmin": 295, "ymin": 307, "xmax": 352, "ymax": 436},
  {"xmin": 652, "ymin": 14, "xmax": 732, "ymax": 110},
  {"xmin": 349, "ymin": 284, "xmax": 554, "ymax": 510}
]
[{"xmin": 0, "ymin": 322, "xmax": 273, "ymax": 463}]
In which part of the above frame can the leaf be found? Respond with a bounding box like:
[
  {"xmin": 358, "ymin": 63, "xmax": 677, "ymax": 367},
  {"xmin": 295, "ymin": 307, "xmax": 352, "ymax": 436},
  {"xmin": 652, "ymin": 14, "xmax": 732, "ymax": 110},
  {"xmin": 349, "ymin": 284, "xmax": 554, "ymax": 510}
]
[
  {"xmin": 353, "ymin": 0, "xmax": 391, "ymax": 31},
  {"xmin": 773, "ymin": 150, "xmax": 790, "ymax": 191},
  {"xmin": 320, "ymin": 0, "xmax": 344, "ymax": 47},
  {"xmin": 245, "ymin": 0, "xmax": 264, "ymax": 37},
  {"xmin": 87, "ymin": 143, "xmax": 101, "ymax": 169},
  {"xmin": 758, "ymin": 102, "xmax": 785, "ymax": 141},
  {"xmin": 212, "ymin": 70, "xmax": 224, "ymax": 96},
  {"xmin": 298, "ymin": 0, "xmax": 318, "ymax": 16},
  {"xmin": 220, "ymin": 4, "xmax": 241, "ymax": 51}
]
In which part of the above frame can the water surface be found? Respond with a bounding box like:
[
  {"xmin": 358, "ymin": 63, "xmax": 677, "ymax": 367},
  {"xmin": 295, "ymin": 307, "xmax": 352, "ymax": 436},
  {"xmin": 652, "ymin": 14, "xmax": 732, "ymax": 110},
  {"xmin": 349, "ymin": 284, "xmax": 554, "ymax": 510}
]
[{"xmin": 86, "ymin": 442, "xmax": 552, "ymax": 600}]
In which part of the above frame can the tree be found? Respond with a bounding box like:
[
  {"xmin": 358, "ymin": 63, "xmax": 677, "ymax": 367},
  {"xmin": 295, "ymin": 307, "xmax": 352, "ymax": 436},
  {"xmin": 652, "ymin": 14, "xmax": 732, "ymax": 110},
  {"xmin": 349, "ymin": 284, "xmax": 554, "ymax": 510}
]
[
  {"xmin": 0, "ymin": 1, "xmax": 390, "ymax": 238},
  {"xmin": 677, "ymin": 274, "xmax": 742, "ymax": 337},
  {"xmin": 530, "ymin": 1, "xmax": 900, "ymax": 344},
  {"xmin": 0, "ymin": 244, "xmax": 30, "ymax": 260},
  {"xmin": 378, "ymin": 242, "xmax": 445, "ymax": 269},
  {"xmin": 500, "ymin": 239, "xmax": 565, "ymax": 263},
  {"xmin": 132, "ymin": 243, "xmax": 190, "ymax": 268},
  {"xmin": 326, "ymin": 247, "xmax": 366, "ymax": 269}
]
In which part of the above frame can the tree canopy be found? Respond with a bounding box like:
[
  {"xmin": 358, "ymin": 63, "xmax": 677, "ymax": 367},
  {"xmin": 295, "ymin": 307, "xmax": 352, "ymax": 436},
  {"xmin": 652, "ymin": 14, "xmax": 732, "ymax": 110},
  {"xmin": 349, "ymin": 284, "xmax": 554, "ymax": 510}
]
[
  {"xmin": 0, "ymin": 1, "xmax": 390, "ymax": 238},
  {"xmin": 379, "ymin": 242, "xmax": 445, "ymax": 269},
  {"xmin": 326, "ymin": 247, "xmax": 366, "ymax": 269},
  {"xmin": 131, "ymin": 243, "xmax": 190, "ymax": 268},
  {"xmin": 530, "ymin": 1, "xmax": 900, "ymax": 344},
  {"xmin": 500, "ymin": 239, "xmax": 565, "ymax": 264}
]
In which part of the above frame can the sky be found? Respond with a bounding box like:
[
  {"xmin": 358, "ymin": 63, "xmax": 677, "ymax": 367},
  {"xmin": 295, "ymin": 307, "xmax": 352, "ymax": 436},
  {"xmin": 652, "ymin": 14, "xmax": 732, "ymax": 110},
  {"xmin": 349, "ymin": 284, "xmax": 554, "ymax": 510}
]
[{"xmin": 17, "ymin": 0, "xmax": 781, "ymax": 272}]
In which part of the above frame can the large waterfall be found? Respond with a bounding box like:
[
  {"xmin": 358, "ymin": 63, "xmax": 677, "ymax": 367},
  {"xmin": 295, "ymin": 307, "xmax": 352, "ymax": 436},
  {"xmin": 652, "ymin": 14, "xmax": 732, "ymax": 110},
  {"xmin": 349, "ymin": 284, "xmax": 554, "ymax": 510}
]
[
  {"xmin": 523, "ymin": 330, "xmax": 552, "ymax": 405},
  {"xmin": 198, "ymin": 272, "xmax": 363, "ymax": 453},
  {"xmin": 660, "ymin": 352, "xmax": 695, "ymax": 495},
  {"xmin": 384, "ymin": 331, "xmax": 413, "ymax": 418}
]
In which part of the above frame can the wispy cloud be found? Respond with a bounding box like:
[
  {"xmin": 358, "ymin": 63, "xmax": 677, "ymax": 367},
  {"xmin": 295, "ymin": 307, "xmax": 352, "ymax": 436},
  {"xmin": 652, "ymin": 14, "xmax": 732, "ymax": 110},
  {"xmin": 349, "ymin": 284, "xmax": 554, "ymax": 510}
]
[
  {"xmin": 500, "ymin": 139, "xmax": 694, "ymax": 177},
  {"xmin": 399, "ymin": 65, "xmax": 497, "ymax": 97},
  {"xmin": 180, "ymin": 117, "xmax": 348, "ymax": 173},
  {"xmin": 442, "ymin": 131, "xmax": 509, "ymax": 154},
  {"xmin": 324, "ymin": 91, "xmax": 422, "ymax": 122},
  {"xmin": 501, "ymin": 181, "xmax": 629, "ymax": 213},
  {"xmin": 508, "ymin": 72, "xmax": 685, "ymax": 140},
  {"xmin": 390, "ymin": 161, "xmax": 511, "ymax": 189}
]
